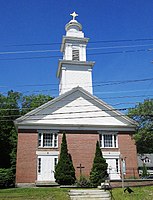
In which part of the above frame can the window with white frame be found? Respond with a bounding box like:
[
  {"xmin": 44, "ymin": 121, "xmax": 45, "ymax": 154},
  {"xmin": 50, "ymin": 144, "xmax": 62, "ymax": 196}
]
[
  {"xmin": 99, "ymin": 132, "xmax": 118, "ymax": 148},
  {"xmin": 38, "ymin": 132, "xmax": 58, "ymax": 148}
]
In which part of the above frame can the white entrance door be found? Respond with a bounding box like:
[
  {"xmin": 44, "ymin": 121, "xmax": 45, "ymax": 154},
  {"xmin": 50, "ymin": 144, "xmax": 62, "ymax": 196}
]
[
  {"xmin": 37, "ymin": 155, "xmax": 58, "ymax": 181},
  {"xmin": 106, "ymin": 159, "xmax": 120, "ymax": 180}
]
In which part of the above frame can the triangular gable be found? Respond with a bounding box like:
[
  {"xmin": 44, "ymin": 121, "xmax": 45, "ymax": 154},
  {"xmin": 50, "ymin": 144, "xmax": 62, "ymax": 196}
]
[{"xmin": 15, "ymin": 87, "xmax": 136, "ymax": 131}]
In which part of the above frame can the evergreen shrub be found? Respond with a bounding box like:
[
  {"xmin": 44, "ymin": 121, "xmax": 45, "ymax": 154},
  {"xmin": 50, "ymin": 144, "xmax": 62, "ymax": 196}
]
[
  {"xmin": 90, "ymin": 141, "xmax": 108, "ymax": 187},
  {"xmin": 55, "ymin": 133, "xmax": 76, "ymax": 185}
]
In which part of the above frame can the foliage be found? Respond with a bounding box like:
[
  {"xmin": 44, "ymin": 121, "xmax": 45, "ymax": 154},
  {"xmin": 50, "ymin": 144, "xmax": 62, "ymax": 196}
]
[
  {"xmin": 0, "ymin": 168, "xmax": 14, "ymax": 188},
  {"xmin": 0, "ymin": 91, "xmax": 21, "ymax": 168},
  {"xmin": 76, "ymin": 175, "xmax": 91, "ymax": 188},
  {"xmin": 55, "ymin": 133, "xmax": 76, "ymax": 185},
  {"xmin": 21, "ymin": 94, "xmax": 52, "ymax": 115},
  {"xmin": 90, "ymin": 141, "xmax": 108, "ymax": 187},
  {"xmin": 141, "ymin": 163, "xmax": 148, "ymax": 178},
  {"xmin": 0, "ymin": 91, "xmax": 53, "ymax": 187},
  {"xmin": 128, "ymin": 99, "xmax": 153, "ymax": 154}
]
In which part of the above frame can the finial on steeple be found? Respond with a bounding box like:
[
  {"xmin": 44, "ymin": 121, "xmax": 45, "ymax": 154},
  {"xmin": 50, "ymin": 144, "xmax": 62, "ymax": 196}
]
[{"xmin": 70, "ymin": 11, "xmax": 78, "ymax": 21}]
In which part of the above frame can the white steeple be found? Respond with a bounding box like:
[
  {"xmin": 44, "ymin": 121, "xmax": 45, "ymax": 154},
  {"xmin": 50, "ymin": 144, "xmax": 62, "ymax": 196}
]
[{"xmin": 57, "ymin": 12, "xmax": 95, "ymax": 95}]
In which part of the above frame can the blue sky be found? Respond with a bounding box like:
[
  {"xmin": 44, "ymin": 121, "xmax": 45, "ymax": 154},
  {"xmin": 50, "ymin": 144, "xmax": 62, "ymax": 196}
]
[{"xmin": 0, "ymin": 0, "xmax": 153, "ymax": 110}]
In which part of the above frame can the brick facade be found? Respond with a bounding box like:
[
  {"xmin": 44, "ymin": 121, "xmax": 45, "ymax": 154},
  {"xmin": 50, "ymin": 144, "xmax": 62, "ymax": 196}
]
[
  {"xmin": 16, "ymin": 131, "xmax": 38, "ymax": 184},
  {"xmin": 58, "ymin": 131, "xmax": 99, "ymax": 177},
  {"xmin": 118, "ymin": 133, "xmax": 139, "ymax": 178},
  {"xmin": 16, "ymin": 130, "xmax": 138, "ymax": 185}
]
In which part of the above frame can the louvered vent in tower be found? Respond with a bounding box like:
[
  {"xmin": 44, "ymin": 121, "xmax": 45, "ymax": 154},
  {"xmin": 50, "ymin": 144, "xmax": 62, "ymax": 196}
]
[{"xmin": 72, "ymin": 49, "xmax": 79, "ymax": 61}]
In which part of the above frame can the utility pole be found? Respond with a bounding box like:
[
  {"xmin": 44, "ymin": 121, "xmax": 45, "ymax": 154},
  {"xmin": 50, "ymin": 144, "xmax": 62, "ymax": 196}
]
[{"xmin": 120, "ymin": 155, "xmax": 126, "ymax": 189}]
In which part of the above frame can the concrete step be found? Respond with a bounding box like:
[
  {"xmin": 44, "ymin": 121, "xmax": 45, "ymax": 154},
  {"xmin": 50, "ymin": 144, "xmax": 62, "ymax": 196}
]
[
  {"xmin": 70, "ymin": 193, "xmax": 110, "ymax": 197},
  {"xmin": 70, "ymin": 189, "xmax": 109, "ymax": 194},
  {"xmin": 70, "ymin": 198, "xmax": 110, "ymax": 200},
  {"xmin": 69, "ymin": 189, "xmax": 111, "ymax": 200},
  {"xmin": 35, "ymin": 181, "xmax": 59, "ymax": 187}
]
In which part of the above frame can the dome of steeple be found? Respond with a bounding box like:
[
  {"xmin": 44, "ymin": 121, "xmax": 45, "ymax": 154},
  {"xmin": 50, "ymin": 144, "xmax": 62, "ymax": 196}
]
[
  {"xmin": 65, "ymin": 12, "xmax": 84, "ymax": 38},
  {"xmin": 65, "ymin": 19, "xmax": 82, "ymax": 32}
]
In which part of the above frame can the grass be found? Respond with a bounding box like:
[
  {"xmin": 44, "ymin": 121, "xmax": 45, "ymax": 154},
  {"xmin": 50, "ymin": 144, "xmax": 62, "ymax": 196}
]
[
  {"xmin": 112, "ymin": 186, "xmax": 153, "ymax": 200},
  {"xmin": 0, "ymin": 188, "xmax": 70, "ymax": 200},
  {"xmin": 0, "ymin": 186, "xmax": 153, "ymax": 200}
]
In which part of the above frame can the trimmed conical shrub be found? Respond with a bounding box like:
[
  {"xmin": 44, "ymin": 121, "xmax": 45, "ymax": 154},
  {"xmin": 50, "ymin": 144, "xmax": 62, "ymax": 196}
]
[
  {"xmin": 90, "ymin": 141, "xmax": 108, "ymax": 187},
  {"xmin": 55, "ymin": 133, "xmax": 76, "ymax": 185}
]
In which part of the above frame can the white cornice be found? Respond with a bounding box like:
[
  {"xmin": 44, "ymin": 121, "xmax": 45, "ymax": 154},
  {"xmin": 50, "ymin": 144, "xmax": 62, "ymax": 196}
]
[
  {"xmin": 61, "ymin": 36, "xmax": 89, "ymax": 52},
  {"xmin": 57, "ymin": 60, "xmax": 95, "ymax": 77},
  {"xmin": 17, "ymin": 123, "xmax": 136, "ymax": 132}
]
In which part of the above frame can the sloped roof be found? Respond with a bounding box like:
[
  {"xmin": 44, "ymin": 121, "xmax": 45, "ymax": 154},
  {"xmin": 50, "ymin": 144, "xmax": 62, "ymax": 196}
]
[
  {"xmin": 14, "ymin": 87, "xmax": 137, "ymax": 131},
  {"xmin": 137, "ymin": 154, "xmax": 153, "ymax": 167}
]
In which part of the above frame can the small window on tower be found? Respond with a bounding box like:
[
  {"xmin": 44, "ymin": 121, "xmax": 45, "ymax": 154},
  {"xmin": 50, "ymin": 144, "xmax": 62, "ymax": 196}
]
[{"xmin": 72, "ymin": 49, "xmax": 79, "ymax": 61}]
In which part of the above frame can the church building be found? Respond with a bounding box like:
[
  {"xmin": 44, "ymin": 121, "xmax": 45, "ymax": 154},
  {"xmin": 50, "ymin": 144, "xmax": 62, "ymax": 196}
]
[{"xmin": 15, "ymin": 12, "xmax": 138, "ymax": 187}]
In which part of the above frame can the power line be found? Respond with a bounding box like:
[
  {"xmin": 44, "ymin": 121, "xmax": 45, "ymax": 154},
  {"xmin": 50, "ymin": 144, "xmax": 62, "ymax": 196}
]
[
  {"xmin": 0, "ymin": 55, "xmax": 61, "ymax": 61},
  {"xmin": 0, "ymin": 101, "xmax": 141, "ymax": 112},
  {"xmin": 0, "ymin": 94, "xmax": 152, "ymax": 107},
  {"xmin": 0, "ymin": 49, "xmax": 60, "ymax": 55},
  {"xmin": 1, "ymin": 43, "xmax": 153, "ymax": 55},
  {"xmin": 0, "ymin": 47, "xmax": 153, "ymax": 61},
  {"xmin": 0, "ymin": 44, "xmax": 153, "ymax": 55},
  {"xmin": 0, "ymin": 113, "xmax": 152, "ymax": 122},
  {"xmin": 0, "ymin": 107, "xmax": 129, "ymax": 118},
  {"xmin": 1, "ymin": 77, "xmax": 153, "ymax": 92},
  {"xmin": 1, "ymin": 87, "xmax": 153, "ymax": 96},
  {"xmin": 88, "ymin": 43, "xmax": 153, "ymax": 50},
  {"xmin": 3, "ymin": 38, "xmax": 153, "ymax": 47}
]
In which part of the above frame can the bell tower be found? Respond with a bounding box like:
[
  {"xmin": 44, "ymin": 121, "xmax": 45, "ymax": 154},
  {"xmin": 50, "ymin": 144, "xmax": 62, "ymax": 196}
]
[{"xmin": 57, "ymin": 12, "xmax": 95, "ymax": 95}]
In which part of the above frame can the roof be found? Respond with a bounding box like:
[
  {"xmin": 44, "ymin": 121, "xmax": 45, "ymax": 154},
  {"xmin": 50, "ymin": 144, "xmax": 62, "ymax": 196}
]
[
  {"xmin": 14, "ymin": 87, "xmax": 137, "ymax": 131},
  {"xmin": 137, "ymin": 154, "xmax": 153, "ymax": 167}
]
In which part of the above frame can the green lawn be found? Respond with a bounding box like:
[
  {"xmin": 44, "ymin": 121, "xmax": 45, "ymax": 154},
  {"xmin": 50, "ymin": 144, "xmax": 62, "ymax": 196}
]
[
  {"xmin": 112, "ymin": 186, "xmax": 153, "ymax": 200},
  {"xmin": 0, "ymin": 188, "xmax": 70, "ymax": 200},
  {"xmin": 0, "ymin": 186, "xmax": 153, "ymax": 200}
]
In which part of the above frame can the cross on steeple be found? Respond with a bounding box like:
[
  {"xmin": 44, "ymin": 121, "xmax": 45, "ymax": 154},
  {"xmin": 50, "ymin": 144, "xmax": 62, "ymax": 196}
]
[{"xmin": 70, "ymin": 12, "xmax": 78, "ymax": 20}]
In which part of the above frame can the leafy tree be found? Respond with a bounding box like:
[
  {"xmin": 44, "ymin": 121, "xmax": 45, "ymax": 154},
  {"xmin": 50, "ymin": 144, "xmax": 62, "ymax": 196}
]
[
  {"xmin": 90, "ymin": 141, "xmax": 108, "ymax": 187},
  {"xmin": 0, "ymin": 91, "xmax": 21, "ymax": 168},
  {"xmin": 0, "ymin": 168, "xmax": 14, "ymax": 188},
  {"xmin": 0, "ymin": 91, "xmax": 53, "ymax": 187},
  {"xmin": 0, "ymin": 91, "xmax": 53, "ymax": 169},
  {"xmin": 55, "ymin": 133, "xmax": 76, "ymax": 185},
  {"xmin": 128, "ymin": 99, "xmax": 153, "ymax": 154},
  {"xmin": 21, "ymin": 94, "xmax": 53, "ymax": 115}
]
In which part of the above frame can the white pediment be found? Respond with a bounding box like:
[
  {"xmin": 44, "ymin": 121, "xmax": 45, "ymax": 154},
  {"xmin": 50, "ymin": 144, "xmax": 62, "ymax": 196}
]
[{"xmin": 15, "ymin": 87, "xmax": 136, "ymax": 131}]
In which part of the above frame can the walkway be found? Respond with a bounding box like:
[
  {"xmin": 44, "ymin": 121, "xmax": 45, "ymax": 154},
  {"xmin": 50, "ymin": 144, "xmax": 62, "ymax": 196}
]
[{"xmin": 69, "ymin": 189, "xmax": 111, "ymax": 200}]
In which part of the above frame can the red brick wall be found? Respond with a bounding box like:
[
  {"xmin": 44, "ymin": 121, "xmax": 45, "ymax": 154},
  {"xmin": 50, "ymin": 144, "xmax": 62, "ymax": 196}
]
[
  {"xmin": 58, "ymin": 132, "xmax": 99, "ymax": 178},
  {"xmin": 110, "ymin": 179, "xmax": 153, "ymax": 188},
  {"xmin": 118, "ymin": 133, "xmax": 139, "ymax": 178},
  {"xmin": 16, "ymin": 131, "xmax": 38, "ymax": 183},
  {"xmin": 16, "ymin": 129, "xmax": 139, "ymax": 183},
  {"xmin": 59, "ymin": 131, "xmax": 138, "ymax": 179}
]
